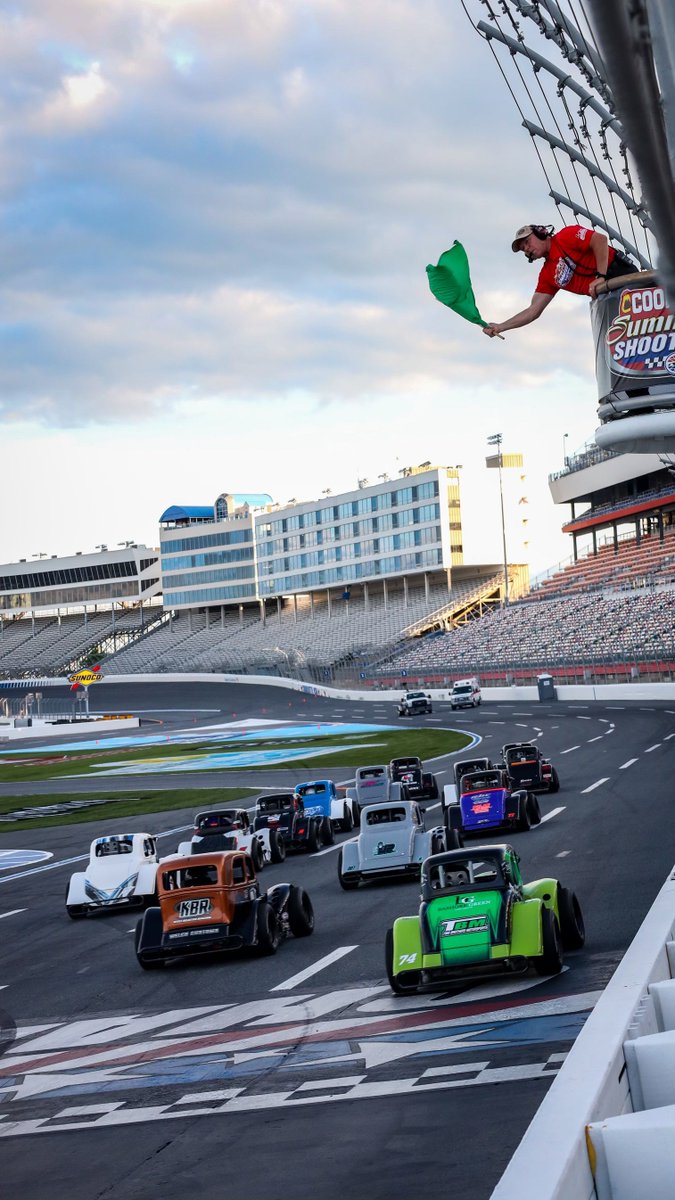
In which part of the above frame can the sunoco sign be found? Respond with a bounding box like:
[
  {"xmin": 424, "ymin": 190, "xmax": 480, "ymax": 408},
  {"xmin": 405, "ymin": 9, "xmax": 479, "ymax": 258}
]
[{"xmin": 593, "ymin": 281, "xmax": 675, "ymax": 402}]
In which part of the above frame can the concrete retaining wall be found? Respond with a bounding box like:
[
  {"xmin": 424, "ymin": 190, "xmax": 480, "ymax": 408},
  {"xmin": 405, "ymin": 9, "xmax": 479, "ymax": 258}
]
[{"xmin": 491, "ymin": 867, "xmax": 675, "ymax": 1200}]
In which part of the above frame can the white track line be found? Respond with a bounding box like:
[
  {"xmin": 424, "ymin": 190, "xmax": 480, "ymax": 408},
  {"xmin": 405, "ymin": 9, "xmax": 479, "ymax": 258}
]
[
  {"xmin": 665, "ymin": 733, "xmax": 675, "ymax": 741},
  {"xmin": 270, "ymin": 945, "xmax": 358, "ymax": 991},
  {"xmin": 559, "ymin": 746, "xmax": 580, "ymax": 754},
  {"xmin": 0, "ymin": 909, "xmax": 26, "ymax": 920},
  {"xmin": 539, "ymin": 807, "xmax": 565, "ymax": 824},
  {"xmin": 556, "ymin": 850, "xmax": 571, "ymax": 858},
  {"xmin": 314, "ymin": 836, "xmax": 358, "ymax": 858},
  {"xmin": 581, "ymin": 778, "xmax": 609, "ymax": 793},
  {"xmin": 619, "ymin": 758, "xmax": 638, "ymax": 769},
  {"xmin": 587, "ymin": 736, "xmax": 603, "ymax": 743},
  {"xmin": 645, "ymin": 744, "xmax": 662, "ymax": 753}
]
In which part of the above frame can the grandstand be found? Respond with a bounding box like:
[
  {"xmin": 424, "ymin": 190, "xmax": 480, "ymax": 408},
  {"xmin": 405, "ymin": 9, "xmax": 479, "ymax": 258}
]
[
  {"xmin": 0, "ymin": 465, "xmax": 525, "ymax": 680},
  {"xmin": 368, "ymin": 442, "xmax": 675, "ymax": 687}
]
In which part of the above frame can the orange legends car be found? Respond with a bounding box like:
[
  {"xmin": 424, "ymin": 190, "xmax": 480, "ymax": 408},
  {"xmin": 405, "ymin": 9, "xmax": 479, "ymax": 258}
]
[{"xmin": 135, "ymin": 849, "xmax": 313, "ymax": 969}]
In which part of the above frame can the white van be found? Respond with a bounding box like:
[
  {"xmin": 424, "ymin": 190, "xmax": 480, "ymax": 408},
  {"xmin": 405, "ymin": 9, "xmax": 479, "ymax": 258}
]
[{"xmin": 450, "ymin": 678, "xmax": 481, "ymax": 709}]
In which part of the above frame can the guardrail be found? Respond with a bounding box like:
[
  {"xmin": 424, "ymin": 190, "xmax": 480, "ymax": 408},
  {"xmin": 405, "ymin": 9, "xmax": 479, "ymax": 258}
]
[{"xmin": 491, "ymin": 865, "xmax": 675, "ymax": 1200}]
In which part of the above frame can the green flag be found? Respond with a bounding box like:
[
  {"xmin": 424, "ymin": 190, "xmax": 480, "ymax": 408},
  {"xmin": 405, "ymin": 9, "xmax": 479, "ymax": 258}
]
[{"xmin": 426, "ymin": 240, "xmax": 487, "ymax": 328}]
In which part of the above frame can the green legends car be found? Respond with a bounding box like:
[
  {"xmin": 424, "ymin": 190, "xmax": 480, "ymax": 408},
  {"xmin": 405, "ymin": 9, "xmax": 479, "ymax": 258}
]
[{"xmin": 385, "ymin": 844, "xmax": 584, "ymax": 994}]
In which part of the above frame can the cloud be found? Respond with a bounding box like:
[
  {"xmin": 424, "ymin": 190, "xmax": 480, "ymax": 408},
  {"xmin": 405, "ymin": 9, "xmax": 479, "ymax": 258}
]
[{"xmin": 0, "ymin": 0, "xmax": 558, "ymax": 429}]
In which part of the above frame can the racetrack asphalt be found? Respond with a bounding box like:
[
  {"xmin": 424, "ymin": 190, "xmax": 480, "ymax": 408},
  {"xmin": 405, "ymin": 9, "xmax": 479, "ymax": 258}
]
[{"xmin": 0, "ymin": 681, "xmax": 673, "ymax": 1199}]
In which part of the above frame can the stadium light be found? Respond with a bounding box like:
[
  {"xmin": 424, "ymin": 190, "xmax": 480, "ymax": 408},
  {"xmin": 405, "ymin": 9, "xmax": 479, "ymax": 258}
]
[{"xmin": 486, "ymin": 433, "xmax": 509, "ymax": 606}]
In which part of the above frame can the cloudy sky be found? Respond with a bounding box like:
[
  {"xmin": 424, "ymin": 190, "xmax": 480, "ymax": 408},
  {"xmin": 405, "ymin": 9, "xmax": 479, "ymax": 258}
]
[{"xmin": 0, "ymin": 0, "xmax": 604, "ymax": 575}]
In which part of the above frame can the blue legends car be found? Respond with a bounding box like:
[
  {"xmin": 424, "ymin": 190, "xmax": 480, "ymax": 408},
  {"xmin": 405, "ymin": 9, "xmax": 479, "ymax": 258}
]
[
  {"xmin": 294, "ymin": 780, "xmax": 358, "ymax": 832},
  {"xmin": 444, "ymin": 768, "xmax": 541, "ymax": 838}
]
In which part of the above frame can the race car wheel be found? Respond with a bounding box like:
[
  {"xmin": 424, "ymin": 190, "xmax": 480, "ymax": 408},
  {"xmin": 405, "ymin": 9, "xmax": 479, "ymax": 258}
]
[
  {"xmin": 307, "ymin": 821, "xmax": 321, "ymax": 853},
  {"xmin": 135, "ymin": 910, "xmax": 164, "ymax": 970},
  {"xmin": 65, "ymin": 884, "xmax": 87, "ymax": 919},
  {"xmin": 424, "ymin": 774, "xmax": 439, "ymax": 801},
  {"xmin": 251, "ymin": 838, "xmax": 265, "ymax": 871},
  {"xmin": 557, "ymin": 887, "xmax": 585, "ymax": 950},
  {"xmin": 269, "ymin": 829, "xmax": 286, "ymax": 864},
  {"xmin": 517, "ymin": 796, "xmax": 531, "ymax": 832},
  {"xmin": 341, "ymin": 805, "xmax": 354, "ymax": 833},
  {"xmin": 527, "ymin": 795, "xmax": 541, "ymax": 826},
  {"xmin": 288, "ymin": 886, "xmax": 314, "ymax": 937},
  {"xmin": 256, "ymin": 902, "xmax": 280, "ymax": 955},
  {"xmin": 321, "ymin": 817, "xmax": 335, "ymax": 846},
  {"xmin": 337, "ymin": 848, "xmax": 359, "ymax": 890},
  {"xmin": 445, "ymin": 828, "xmax": 463, "ymax": 850},
  {"xmin": 548, "ymin": 768, "xmax": 560, "ymax": 794},
  {"xmin": 533, "ymin": 908, "xmax": 563, "ymax": 976},
  {"xmin": 385, "ymin": 928, "xmax": 420, "ymax": 995}
]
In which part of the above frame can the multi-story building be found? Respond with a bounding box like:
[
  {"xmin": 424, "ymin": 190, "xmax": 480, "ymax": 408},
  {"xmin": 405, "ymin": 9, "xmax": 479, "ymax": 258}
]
[{"xmin": 158, "ymin": 467, "xmax": 465, "ymax": 616}]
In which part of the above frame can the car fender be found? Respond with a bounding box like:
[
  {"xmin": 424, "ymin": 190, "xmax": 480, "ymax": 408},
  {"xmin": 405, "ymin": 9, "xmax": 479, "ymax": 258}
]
[
  {"xmin": 392, "ymin": 916, "xmax": 423, "ymax": 973},
  {"xmin": 410, "ymin": 829, "xmax": 430, "ymax": 863},
  {"xmin": 510, "ymin": 897, "xmax": 545, "ymax": 955},
  {"xmin": 136, "ymin": 863, "xmax": 158, "ymax": 895},
  {"xmin": 341, "ymin": 840, "xmax": 361, "ymax": 872},
  {"xmin": 330, "ymin": 796, "xmax": 345, "ymax": 823},
  {"xmin": 345, "ymin": 787, "xmax": 358, "ymax": 805},
  {"xmin": 67, "ymin": 872, "xmax": 87, "ymax": 905},
  {"xmin": 443, "ymin": 783, "xmax": 458, "ymax": 810},
  {"xmin": 266, "ymin": 882, "xmax": 291, "ymax": 913},
  {"xmin": 176, "ymin": 840, "xmax": 192, "ymax": 856},
  {"xmin": 389, "ymin": 781, "xmax": 403, "ymax": 801},
  {"xmin": 522, "ymin": 877, "xmax": 560, "ymax": 915}
]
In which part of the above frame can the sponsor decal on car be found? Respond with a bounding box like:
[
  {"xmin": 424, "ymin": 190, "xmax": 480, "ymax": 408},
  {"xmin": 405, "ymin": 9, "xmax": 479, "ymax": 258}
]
[
  {"xmin": 175, "ymin": 897, "xmax": 212, "ymax": 920},
  {"xmin": 472, "ymin": 802, "xmax": 491, "ymax": 814},
  {"xmin": 374, "ymin": 842, "xmax": 397, "ymax": 856},
  {"xmin": 439, "ymin": 916, "xmax": 489, "ymax": 937}
]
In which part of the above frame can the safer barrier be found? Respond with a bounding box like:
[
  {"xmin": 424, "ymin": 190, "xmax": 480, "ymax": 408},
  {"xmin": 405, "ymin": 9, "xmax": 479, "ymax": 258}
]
[{"xmin": 491, "ymin": 867, "xmax": 675, "ymax": 1199}]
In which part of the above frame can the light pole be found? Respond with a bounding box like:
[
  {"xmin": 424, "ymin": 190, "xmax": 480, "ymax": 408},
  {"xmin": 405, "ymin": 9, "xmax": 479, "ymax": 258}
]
[
  {"xmin": 487, "ymin": 433, "xmax": 509, "ymax": 606},
  {"xmin": 563, "ymin": 432, "xmax": 569, "ymax": 467}
]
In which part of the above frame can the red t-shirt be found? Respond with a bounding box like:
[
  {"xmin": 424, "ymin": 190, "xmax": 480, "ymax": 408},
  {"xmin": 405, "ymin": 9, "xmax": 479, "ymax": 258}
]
[{"xmin": 536, "ymin": 225, "xmax": 616, "ymax": 296}]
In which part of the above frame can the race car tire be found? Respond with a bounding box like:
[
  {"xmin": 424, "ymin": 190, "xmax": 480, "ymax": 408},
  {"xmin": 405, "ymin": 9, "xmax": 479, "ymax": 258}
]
[
  {"xmin": 321, "ymin": 817, "xmax": 335, "ymax": 846},
  {"xmin": 337, "ymin": 848, "xmax": 359, "ymax": 890},
  {"xmin": 527, "ymin": 795, "xmax": 541, "ymax": 826},
  {"xmin": 385, "ymin": 928, "xmax": 421, "ymax": 995},
  {"xmin": 135, "ymin": 909, "xmax": 164, "ymax": 970},
  {"xmin": 424, "ymin": 774, "xmax": 439, "ymax": 801},
  {"xmin": 533, "ymin": 908, "xmax": 563, "ymax": 975},
  {"xmin": 256, "ymin": 902, "xmax": 280, "ymax": 955},
  {"xmin": 557, "ymin": 886, "xmax": 585, "ymax": 950},
  {"xmin": 307, "ymin": 821, "xmax": 321, "ymax": 853},
  {"xmin": 517, "ymin": 796, "xmax": 531, "ymax": 832},
  {"xmin": 548, "ymin": 768, "xmax": 560, "ymax": 794},
  {"xmin": 269, "ymin": 829, "xmax": 286, "ymax": 864},
  {"xmin": 251, "ymin": 838, "xmax": 265, "ymax": 872},
  {"xmin": 288, "ymin": 886, "xmax": 314, "ymax": 937},
  {"xmin": 341, "ymin": 805, "xmax": 354, "ymax": 833},
  {"xmin": 445, "ymin": 828, "xmax": 463, "ymax": 850},
  {"xmin": 65, "ymin": 884, "xmax": 87, "ymax": 919}
]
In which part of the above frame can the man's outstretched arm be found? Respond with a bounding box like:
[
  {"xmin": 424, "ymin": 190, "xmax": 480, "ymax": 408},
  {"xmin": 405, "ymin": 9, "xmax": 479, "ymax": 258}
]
[{"xmin": 483, "ymin": 290, "xmax": 554, "ymax": 338}]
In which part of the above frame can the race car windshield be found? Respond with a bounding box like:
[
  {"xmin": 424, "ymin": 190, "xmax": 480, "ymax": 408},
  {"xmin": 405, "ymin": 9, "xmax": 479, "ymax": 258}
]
[
  {"xmin": 258, "ymin": 797, "xmax": 290, "ymax": 812},
  {"xmin": 297, "ymin": 785, "xmax": 324, "ymax": 795},
  {"xmin": 366, "ymin": 807, "xmax": 406, "ymax": 825},
  {"xmin": 428, "ymin": 859, "xmax": 500, "ymax": 890},
  {"xmin": 196, "ymin": 813, "xmax": 236, "ymax": 830},
  {"xmin": 360, "ymin": 769, "xmax": 385, "ymax": 780},
  {"xmin": 95, "ymin": 836, "xmax": 133, "ymax": 856},
  {"xmin": 163, "ymin": 864, "xmax": 219, "ymax": 889},
  {"xmin": 454, "ymin": 686, "xmax": 471, "ymax": 694}
]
